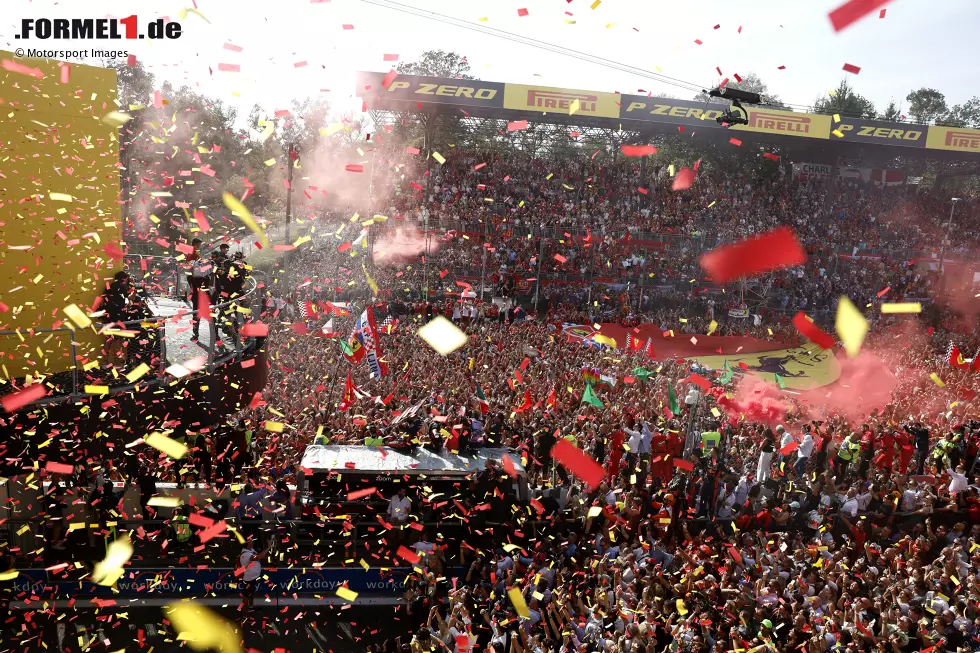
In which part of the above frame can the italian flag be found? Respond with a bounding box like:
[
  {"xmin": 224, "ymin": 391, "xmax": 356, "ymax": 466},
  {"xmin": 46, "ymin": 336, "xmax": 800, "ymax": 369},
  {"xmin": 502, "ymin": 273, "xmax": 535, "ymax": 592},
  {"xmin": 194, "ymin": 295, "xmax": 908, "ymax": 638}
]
[{"xmin": 475, "ymin": 383, "xmax": 489, "ymax": 414}]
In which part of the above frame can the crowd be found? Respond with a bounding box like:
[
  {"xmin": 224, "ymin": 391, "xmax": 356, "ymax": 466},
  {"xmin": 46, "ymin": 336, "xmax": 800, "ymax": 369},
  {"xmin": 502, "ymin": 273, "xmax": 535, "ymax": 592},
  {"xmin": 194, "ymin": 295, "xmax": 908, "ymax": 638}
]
[{"xmin": 17, "ymin": 145, "xmax": 980, "ymax": 653}]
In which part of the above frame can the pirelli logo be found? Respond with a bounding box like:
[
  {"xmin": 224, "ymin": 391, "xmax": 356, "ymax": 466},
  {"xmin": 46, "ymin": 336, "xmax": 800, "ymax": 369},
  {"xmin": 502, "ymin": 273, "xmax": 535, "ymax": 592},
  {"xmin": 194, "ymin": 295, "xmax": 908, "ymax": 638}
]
[
  {"xmin": 945, "ymin": 130, "xmax": 980, "ymax": 150},
  {"xmin": 749, "ymin": 112, "xmax": 812, "ymax": 134},
  {"xmin": 526, "ymin": 90, "xmax": 597, "ymax": 113}
]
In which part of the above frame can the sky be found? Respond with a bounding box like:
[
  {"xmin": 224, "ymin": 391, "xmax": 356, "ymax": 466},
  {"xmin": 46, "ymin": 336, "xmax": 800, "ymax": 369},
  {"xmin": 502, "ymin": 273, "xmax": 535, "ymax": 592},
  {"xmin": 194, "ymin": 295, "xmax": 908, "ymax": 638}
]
[{"xmin": 3, "ymin": 0, "xmax": 980, "ymax": 123}]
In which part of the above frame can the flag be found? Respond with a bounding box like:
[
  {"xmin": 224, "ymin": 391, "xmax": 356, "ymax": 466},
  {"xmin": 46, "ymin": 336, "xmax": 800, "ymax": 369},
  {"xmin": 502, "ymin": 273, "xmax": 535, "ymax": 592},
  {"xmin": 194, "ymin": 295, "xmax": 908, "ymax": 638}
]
[
  {"xmin": 339, "ymin": 373, "xmax": 357, "ymax": 411},
  {"xmin": 973, "ymin": 348, "xmax": 980, "ymax": 373},
  {"xmin": 948, "ymin": 342, "xmax": 970, "ymax": 371},
  {"xmin": 628, "ymin": 334, "xmax": 643, "ymax": 351},
  {"xmin": 355, "ymin": 307, "xmax": 388, "ymax": 379},
  {"xmin": 321, "ymin": 301, "xmax": 350, "ymax": 317},
  {"xmin": 719, "ymin": 360, "xmax": 734, "ymax": 385},
  {"xmin": 378, "ymin": 315, "xmax": 398, "ymax": 334},
  {"xmin": 298, "ymin": 301, "xmax": 319, "ymax": 321},
  {"xmin": 582, "ymin": 382, "xmax": 604, "ymax": 408},
  {"xmin": 317, "ymin": 318, "xmax": 339, "ymax": 338},
  {"xmin": 668, "ymin": 384, "xmax": 679, "ymax": 415},
  {"xmin": 545, "ymin": 386, "xmax": 557, "ymax": 410},
  {"xmin": 341, "ymin": 334, "xmax": 365, "ymax": 364},
  {"xmin": 644, "ymin": 338, "xmax": 657, "ymax": 360},
  {"xmin": 516, "ymin": 389, "xmax": 532, "ymax": 412},
  {"xmin": 475, "ymin": 383, "xmax": 490, "ymax": 414},
  {"xmin": 775, "ymin": 374, "xmax": 786, "ymax": 389}
]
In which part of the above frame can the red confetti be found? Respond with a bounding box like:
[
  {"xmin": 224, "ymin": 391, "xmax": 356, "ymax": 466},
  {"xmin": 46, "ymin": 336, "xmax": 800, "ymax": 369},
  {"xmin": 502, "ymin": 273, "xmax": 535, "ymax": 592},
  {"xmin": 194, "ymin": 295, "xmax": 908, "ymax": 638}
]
[
  {"xmin": 879, "ymin": 8, "xmax": 886, "ymax": 17},
  {"xmin": 294, "ymin": 61, "xmax": 308, "ymax": 68},
  {"xmin": 620, "ymin": 144, "xmax": 657, "ymax": 156},
  {"xmin": 217, "ymin": 63, "xmax": 240, "ymax": 72},
  {"xmin": 2, "ymin": 59, "xmax": 44, "ymax": 78},
  {"xmin": 397, "ymin": 546, "xmax": 421, "ymax": 564},
  {"xmin": 792, "ymin": 312, "xmax": 835, "ymax": 349},
  {"xmin": 554, "ymin": 254, "xmax": 567, "ymax": 264},
  {"xmin": 828, "ymin": 0, "xmax": 892, "ymax": 32},
  {"xmin": 636, "ymin": 187, "xmax": 648, "ymax": 195},
  {"xmin": 688, "ymin": 373, "xmax": 711, "ymax": 391},
  {"xmin": 507, "ymin": 120, "xmax": 529, "ymax": 131},
  {"xmin": 700, "ymin": 227, "xmax": 806, "ymax": 284},
  {"xmin": 551, "ymin": 439, "xmax": 604, "ymax": 490},
  {"xmin": 780, "ymin": 441, "xmax": 799, "ymax": 456},
  {"xmin": 45, "ymin": 462, "xmax": 74, "ymax": 475},
  {"xmin": 502, "ymin": 454, "xmax": 518, "ymax": 477},
  {"xmin": 729, "ymin": 138, "xmax": 742, "ymax": 146},
  {"xmin": 127, "ymin": 54, "xmax": 136, "ymax": 66},
  {"xmin": 673, "ymin": 458, "xmax": 694, "ymax": 472},
  {"xmin": 347, "ymin": 487, "xmax": 377, "ymax": 500},
  {"xmin": 240, "ymin": 322, "xmax": 269, "ymax": 337},
  {"xmin": 734, "ymin": 73, "xmax": 743, "ymax": 82},
  {"xmin": 197, "ymin": 290, "xmax": 211, "ymax": 323},
  {"xmin": 777, "ymin": 65, "xmax": 786, "ymax": 70},
  {"xmin": 716, "ymin": 66, "xmax": 722, "ymax": 76},
  {"xmin": 763, "ymin": 152, "xmax": 780, "ymax": 161},
  {"xmin": 713, "ymin": 24, "xmax": 720, "ymax": 29},
  {"xmin": 223, "ymin": 43, "xmax": 243, "ymax": 52},
  {"xmin": 694, "ymin": 39, "xmax": 703, "ymax": 45},
  {"xmin": 345, "ymin": 164, "xmax": 364, "ymax": 172},
  {"xmin": 842, "ymin": 63, "xmax": 861, "ymax": 74},
  {"xmin": 337, "ymin": 242, "xmax": 352, "ymax": 253},
  {"xmin": 2, "ymin": 384, "xmax": 46, "ymax": 412},
  {"xmin": 382, "ymin": 69, "xmax": 398, "ymax": 89},
  {"xmin": 671, "ymin": 167, "xmax": 695, "ymax": 191},
  {"xmin": 517, "ymin": 8, "xmax": 529, "ymax": 16},
  {"xmin": 342, "ymin": 24, "xmax": 354, "ymax": 29},
  {"xmin": 383, "ymin": 54, "xmax": 399, "ymax": 61}
]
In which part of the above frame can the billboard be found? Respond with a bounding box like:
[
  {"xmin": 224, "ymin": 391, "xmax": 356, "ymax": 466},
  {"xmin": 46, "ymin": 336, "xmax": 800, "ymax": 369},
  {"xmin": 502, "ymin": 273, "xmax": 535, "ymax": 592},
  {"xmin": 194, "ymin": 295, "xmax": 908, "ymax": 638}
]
[
  {"xmin": 356, "ymin": 71, "xmax": 504, "ymax": 109},
  {"xmin": 355, "ymin": 71, "xmax": 980, "ymax": 155}
]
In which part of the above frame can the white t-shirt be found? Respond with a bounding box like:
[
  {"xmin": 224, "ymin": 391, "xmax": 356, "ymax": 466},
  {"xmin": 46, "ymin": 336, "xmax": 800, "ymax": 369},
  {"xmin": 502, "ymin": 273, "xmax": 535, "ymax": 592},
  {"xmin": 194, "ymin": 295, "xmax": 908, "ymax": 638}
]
[{"xmin": 240, "ymin": 548, "xmax": 261, "ymax": 581}]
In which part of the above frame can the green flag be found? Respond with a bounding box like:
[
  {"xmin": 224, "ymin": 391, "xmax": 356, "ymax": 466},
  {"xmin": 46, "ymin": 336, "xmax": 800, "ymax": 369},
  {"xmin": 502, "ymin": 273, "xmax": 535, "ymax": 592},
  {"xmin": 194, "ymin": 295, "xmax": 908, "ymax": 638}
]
[
  {"xmin": 719, "ymin": 361, "xmax": 734, "ymax": 385},
  {"xmin": 668, "ymin": 384, "xmax": 679, "ymax": 415},
  {"xmin": 582, "ymin": 382, "xmax": 604, "ymax": 408},
  {"xmin": 340, "ymin": 339, "xmax": 354, "ymax": 356},
  {"xmin": 632, "ymin": 367, "xmax": 654, "ymax": 381},
  {"xmin": 775, "ymin": 374, "xmax": 786, "ymax": 389}
]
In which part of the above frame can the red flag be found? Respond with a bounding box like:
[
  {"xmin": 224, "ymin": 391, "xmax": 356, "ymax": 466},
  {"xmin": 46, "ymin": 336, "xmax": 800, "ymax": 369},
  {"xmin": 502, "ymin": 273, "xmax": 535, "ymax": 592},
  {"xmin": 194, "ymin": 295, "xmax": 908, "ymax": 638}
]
[
  {"xmin": 339, "ymin": 372, "xmax": 358, "ymax": 411},
  {"xmin": 516, "ymin": 389, "xmax": 532, "ymax": 413},
  {"xmin": 551, "ymin": 439, "xmax": 604, "ymax": 490},
  {"xmin": 645, "ymin": 338, "xmax": 657, "ymax": 360},
  {"xmin": 792, "ymin": 312, "xmax": 835, "ymax": 350},
  {"xmin": 546, "ymin": 386, "xmax": 557, "ymax": 410},
  {"xmin": 948, "ymin": 344, "xmax": 970, "ymax": 371}
]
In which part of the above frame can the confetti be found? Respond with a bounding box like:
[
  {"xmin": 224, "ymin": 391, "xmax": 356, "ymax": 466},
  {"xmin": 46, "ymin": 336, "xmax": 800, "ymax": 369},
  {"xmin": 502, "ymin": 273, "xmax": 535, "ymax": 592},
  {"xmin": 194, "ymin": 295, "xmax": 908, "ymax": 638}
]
[
  {"xmin": 336, "ymin": 586, "xmax": 359, "ymax": 602},
  {"xmin": 671, "ymin": 167, "xmax": 695, "ymax": 191},
  {"xmin": 835, "ymin": 296, "xmax": 868, "ymax": 358},
  {"xmin": 92, "ymin": 536, "xmax": 133, "ymax": 587},
  {"xmin": 829, "ymin": 0, "xmax": 892, "ymax": 32},
  {"xmin": 620, "ymin": 145, "xmax": 657, "ymax": 156},
  {"xmin": 164, "ymin": 601, "xmax": 242, "ymax": 653},
  {"xmin": 44, "ymin": 461, "xmax": 73, "ymax": 474},
  {"xmin": 418, "ymin": 316, "xmax": 468, "ymax": 356},
  {"xmin": 509, "ymin": 587, "xmax": 530, "ymax": 617},
  {"xmin": 144, "ymin": 432, "xmax": 188, "ymax": 459},
  {"xmin": 842, "ymin": 63, "xmax": 862, "ymax": 74},
  {"xmin": 880, "ymin": 303, "xmax": 921, "ymax": 314},
  {"xmin": 2, "ymin": 384, "xmax": 46, "ymax": 412},
  {"xmin": 551, "ymin": 438, "xmax": 604, "ymax": 490},
  {"xmin": 222, "ymin": 192, "xmax": 268, "ymax": 247},
  {"xmin": 930, "ymin": 373, "xmax": 945, "ymax": 388},
  {"xmin": 700, "ymin": 227, "xmax": 806, "ymax": 284},
  {"xmin": 217, "ymin": 63, "xmax": 241, "ymax": 73},
  {"xmin": 792, "ymin": 312, "xmax": 835, "ymax": 349},
  {"xmin": 432, "ymin": 151, "xmax": 446, "ymax": 164},
  {"xmin": 518, "ymin": 8, "xmax": 529, "ymax": 16}
]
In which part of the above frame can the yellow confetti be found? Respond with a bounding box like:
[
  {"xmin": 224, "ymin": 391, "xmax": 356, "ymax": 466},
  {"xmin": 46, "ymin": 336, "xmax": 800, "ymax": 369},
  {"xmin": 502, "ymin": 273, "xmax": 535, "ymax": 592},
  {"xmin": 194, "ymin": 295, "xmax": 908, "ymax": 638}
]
[
  {"xmin": 144, "ymin": 432, "xmax": 188, "ymax": 459},
  {"xmin": 478, "ymin": 16, "xmax": 488, "ymax": 22},
  {"xmin": 833, "ymin": 113, "xmax": 840, "ymax": 123},
  {"xmin": 165, "ymin": 601, "xmax": 241, "ymax": 653},
  {"xmin": 49, "ymin": 193, "xmax": 73, "ymax": 202},
  {"xmin": 93, "ymin": 536, "xmax": 132, "ymax": 586},
  {"xmin": 432, "ymin": 151, "xmax": 446, "ymax": 164},
  {"xmin": 508, "ymin": 587, "xmax": 530, "ymax": 618},
  {"xmin": 101, "ymin": 111, "xmax": 132, "ymax": 127},
  {"xmin": 0, "ymin": 569, "xmax": 18, "ymax": 581},
  {"xmin": 125, "ymin": 363, "xmax": 150, "ymax": 383},
  {"xmin": 222, "ymin": 192, "xmax": 268, "ymax": 247},
  {"xmin": 147, "ymin": 496, "xmax": 181, "ymax": 508},
  {"xmin": 178, "ymin": 7, "xmax": 211, "ymax": 23},
  {"xmin": 265, "ymin": 421, "xmax": 285, "ymax": 433},
  {"xmin": 676, "ymin": 599, "xmax": 688, "ymax": 615},
  {"xmin": 336, "ymin": 586, "xmax": 358, "ymax": 602},
  {"xmin": 362, "ymin": 263, "xmax": 379, "ymax": 296},
  {"xmin": 417, "ymin": 316, "xmax": 468, "ymax": 356},
  {"xmin": 930, "ymin": 373, "xmax": 946, "ymax": 388},
  {"xmin": 569, "ymin": 99, "xmax": 580, "ymax": 115},
  {"xmin": 591, "ymin": 0, "xmax": 601, "ymax": 7},
  {"xmin": 63, "ymin": 304, "xmax": 92, "ymax": 328},
  {"xmin": 587, "ymin": 506, "xmax": 603, "ymax": 518},
  {"xmin": 707, "ymin": 320, "xmax": 718, "ymax": 335},
  {"xmin": 84, "ymin": 385, "xmax": 109, "ymax": 395},
  {"xmin": 264, "ymin": 158, "xmax": 277, "ymax": 166},
  {"xmin": 832, "ymin": 129, "xmax": 845, "ymax": 138},
  {"xmin": 880, "ymin": 302, "xmax": 921, "ymax": 314},
  {"xmin": 835, "ymin": 296, "xmax": 867, "ymax": 358}
]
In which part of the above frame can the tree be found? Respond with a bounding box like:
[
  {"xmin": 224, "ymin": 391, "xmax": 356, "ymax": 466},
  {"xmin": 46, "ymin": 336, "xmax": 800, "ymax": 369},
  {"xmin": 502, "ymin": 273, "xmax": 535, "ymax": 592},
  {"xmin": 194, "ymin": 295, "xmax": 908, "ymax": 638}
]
[
  {"xmin": 104, "ymin": 59, "xmax": 155, "ymax": 225},
  {"xmin": 879, "ymin": 101, "xmax": 902, "ymax": 122},
  {"xmin": 812, "ymin": 79, "xmax": 876, "ymax": 119},
  {"xmin": 396, "ymin": 50, "xmax": 474, "ymax": 79},
  {"xmin": 693, "ymin": 73, "xmax": 784, "ymax": 108},
  {"xmin": 941, "ymin": 97, "xmax": 980, "ymax": 128},
  {"xmin": 905, "ymin": 88, "xmax": 947, "ymax": 124}
]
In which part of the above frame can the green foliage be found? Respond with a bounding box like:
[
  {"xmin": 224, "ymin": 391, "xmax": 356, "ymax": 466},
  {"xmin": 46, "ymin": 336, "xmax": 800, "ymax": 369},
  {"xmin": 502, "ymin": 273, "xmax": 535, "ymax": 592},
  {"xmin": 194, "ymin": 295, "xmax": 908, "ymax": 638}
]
[
  {"xmin": 905, "ymin": 88, "xmax": 947, "ymax": 124},
  {"xmin": 396, "ymin": 51, "xmax": 474, "ymax": 79},
  {"xmin": 813, "ymin": 79, "xmax": 876, "ymax": 119}
]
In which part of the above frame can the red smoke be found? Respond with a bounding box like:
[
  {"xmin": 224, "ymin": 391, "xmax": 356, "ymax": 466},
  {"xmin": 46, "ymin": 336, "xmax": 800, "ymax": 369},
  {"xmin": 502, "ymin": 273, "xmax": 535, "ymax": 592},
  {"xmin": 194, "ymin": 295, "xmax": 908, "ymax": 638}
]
[
  {"xmin": 797, "ymin": 351, "xmax": 898, "ymax": 423},
  {"xmin": 372, "ymin": 226, "xmax": 439, "ymax": 264},
  {"xmin": 714, "ymin": 377, "xmax": 792, "ymax": 427}
]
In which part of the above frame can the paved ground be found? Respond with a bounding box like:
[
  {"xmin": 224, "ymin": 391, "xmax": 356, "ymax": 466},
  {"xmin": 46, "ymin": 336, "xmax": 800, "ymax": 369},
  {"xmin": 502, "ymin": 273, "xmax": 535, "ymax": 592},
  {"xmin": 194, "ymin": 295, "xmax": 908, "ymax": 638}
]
[
  {"xmin": 11, "ymin": 602, "xmax": 416, "ymax": 653},
  {"xmin": 148, "ymin": 297, "xmax": 237, "ymax": 366}
]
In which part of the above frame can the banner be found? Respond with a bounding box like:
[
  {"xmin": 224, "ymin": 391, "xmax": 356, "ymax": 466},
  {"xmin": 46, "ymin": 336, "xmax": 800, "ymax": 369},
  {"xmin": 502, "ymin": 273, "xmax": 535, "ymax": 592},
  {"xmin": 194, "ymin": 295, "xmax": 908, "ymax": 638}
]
[
  {"xmin": 356, "ymin": 71, "xmax": 504, "ymax": 109},
  {"xmin": 504, "ymin": 84, "xmax": 620, "ymax": 119},
  {"xmin": 11, "ymin": 566, "xmax": 419, "ymax": 598},
  {"xmin": 562, "ymin": 324, "xmax": 840, "ymax": 390},
  {"xmin": 926, "ymin": 126, "xmax": 980, "ymax": 153},
  {"xmin": 792, "ymin": 162, "xmax": 834, "ymax": 180},
  {"xmin": 835, "ymin": 117, "xmax": 927, "ymax": 148},
  {"xmin": 356, "ymin": 306, "xmax": 388, "ymax": 379},
  {"xmin": 740, "ymin": 108, "xmax": 831, "ymax": 140},
  {"xmin": 619, "ymin": 96, "xmax": 728, "ymax": 128}
]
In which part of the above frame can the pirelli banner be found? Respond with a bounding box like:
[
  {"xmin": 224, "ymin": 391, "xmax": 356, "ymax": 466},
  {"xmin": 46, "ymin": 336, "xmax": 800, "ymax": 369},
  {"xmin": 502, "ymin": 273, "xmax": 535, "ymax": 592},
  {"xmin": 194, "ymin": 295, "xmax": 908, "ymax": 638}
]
[
  {"xmin": 356, "ymin": 72, "xmax": 980, "ymax": 154},
  {"xmin": 356, "ymin": 71, "xmax": 504, "ymax": 109}
]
